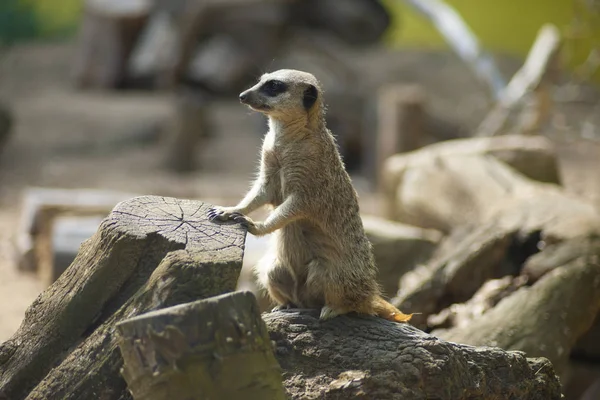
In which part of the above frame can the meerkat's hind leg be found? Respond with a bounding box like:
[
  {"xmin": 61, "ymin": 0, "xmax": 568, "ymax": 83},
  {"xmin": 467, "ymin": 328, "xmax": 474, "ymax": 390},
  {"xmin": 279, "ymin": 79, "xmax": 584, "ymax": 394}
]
[{"xmin": 255, "ymin": 251, "xmax": 298, "ymax": 309}]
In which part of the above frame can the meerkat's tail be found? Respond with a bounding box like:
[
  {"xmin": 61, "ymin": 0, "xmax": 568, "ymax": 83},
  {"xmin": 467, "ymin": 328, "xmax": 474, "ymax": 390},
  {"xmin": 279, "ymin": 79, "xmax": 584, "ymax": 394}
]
[{"xmin": 372, "ymin": 296, "xmax": 413, "ymax": 323}]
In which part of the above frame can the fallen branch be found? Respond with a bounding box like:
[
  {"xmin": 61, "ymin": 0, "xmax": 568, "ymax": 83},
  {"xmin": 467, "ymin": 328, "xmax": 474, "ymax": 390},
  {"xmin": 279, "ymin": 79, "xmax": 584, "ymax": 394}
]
[{"xmin": 476, "ymin": 24, "xmax": 561, "ymax": 137}]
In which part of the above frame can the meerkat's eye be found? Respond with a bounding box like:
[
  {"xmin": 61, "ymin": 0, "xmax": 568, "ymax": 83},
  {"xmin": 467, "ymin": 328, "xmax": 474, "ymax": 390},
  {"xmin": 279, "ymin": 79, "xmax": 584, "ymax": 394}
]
[{"xmin": 261, "ymin": 80, "xmax": 287, "ymax": 97}]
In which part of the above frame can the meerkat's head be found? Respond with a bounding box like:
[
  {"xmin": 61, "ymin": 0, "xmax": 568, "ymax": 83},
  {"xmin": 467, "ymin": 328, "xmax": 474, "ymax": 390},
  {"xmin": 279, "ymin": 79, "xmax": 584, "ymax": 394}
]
[{"xmin": 239, "ymin": 69, "xmax": 322, "ymax": 121}]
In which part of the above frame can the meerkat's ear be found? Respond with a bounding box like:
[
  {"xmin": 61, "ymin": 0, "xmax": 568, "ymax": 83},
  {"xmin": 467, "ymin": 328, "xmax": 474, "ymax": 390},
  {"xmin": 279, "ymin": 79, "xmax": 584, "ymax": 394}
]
[{"xmin": 303, "ymin": 85, "xmax": 318, "ymax": 110}]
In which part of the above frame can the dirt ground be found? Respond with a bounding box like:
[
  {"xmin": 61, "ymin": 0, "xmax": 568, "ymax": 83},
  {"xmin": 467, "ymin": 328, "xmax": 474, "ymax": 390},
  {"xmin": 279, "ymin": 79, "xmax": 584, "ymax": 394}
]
[{"xmin": 0, "ymin": 40, "xmax": 599, "ymax": 342}]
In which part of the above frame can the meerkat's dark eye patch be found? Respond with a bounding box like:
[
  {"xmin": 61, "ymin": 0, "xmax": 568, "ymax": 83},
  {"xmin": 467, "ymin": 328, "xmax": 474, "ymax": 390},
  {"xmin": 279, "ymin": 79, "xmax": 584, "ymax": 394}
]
[
  {"xmin": 260, "ymin": 80, "xmax": 287, "ymax": 97},
  {"xmin": 303, "ymin": 85, "xmax": 318, "ymax": 110}
]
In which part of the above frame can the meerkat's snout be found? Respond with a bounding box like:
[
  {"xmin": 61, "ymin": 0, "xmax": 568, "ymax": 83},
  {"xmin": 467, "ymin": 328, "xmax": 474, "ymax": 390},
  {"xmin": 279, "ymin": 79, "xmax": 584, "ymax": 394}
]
[{"xmin": 238, "ymin": 88, "xmax": 271, "ymax": 112}]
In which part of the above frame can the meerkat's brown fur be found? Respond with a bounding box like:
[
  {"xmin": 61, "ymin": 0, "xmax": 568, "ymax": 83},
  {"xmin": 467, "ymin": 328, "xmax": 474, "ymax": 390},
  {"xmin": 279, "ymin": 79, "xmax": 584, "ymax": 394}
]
[{"xmin": 208, "ymin": 69, "xmax": 412, "ymax": 323}]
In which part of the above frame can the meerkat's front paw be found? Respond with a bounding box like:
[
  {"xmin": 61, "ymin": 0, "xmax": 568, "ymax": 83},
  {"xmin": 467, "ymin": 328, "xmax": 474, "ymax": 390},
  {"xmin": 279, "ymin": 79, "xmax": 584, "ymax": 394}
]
[
  {"xmin": 229, "ymin": 212, "xmax": 259, "ymax": 233},
  {"xmin": 207, "ymin": 206, "xmax": 237, "ymax": 222},
  {"xmin": 319, "ymin": 305, "xmax": 343, "ymax": 321}
]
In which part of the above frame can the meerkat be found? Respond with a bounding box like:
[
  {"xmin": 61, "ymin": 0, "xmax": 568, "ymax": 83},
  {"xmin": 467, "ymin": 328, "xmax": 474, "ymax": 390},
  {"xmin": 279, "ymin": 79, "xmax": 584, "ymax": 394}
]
[{"xmin": 208, "ymin": 69, "xmax": 412, "ymax": 323}]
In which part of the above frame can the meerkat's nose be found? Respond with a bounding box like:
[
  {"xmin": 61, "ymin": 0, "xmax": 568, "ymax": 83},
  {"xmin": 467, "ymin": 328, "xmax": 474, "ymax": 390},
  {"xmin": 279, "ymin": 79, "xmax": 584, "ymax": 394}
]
[{"xmin": 239, "ymin": 92, "xmax": 249, "ymax": 103}]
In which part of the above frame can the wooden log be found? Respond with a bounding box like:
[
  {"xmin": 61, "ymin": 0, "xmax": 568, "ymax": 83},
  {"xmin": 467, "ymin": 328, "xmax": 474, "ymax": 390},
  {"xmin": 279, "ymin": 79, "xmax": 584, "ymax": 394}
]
[
  {"xmin": 162, "ymin": 90, "xmax": 208, "ymax": 172},
  {"xmin": 433, "ymin": 254, "xmax": 600, "ymax": 379},
  {"xmin": 72, "ymin": 0, "xmax": 152, "ymax": 89},
  {"xmin": 381, "ymin": 141, "xmax": 573, "ymax": 233},
  {"xmin": 116, "ymin": 291, "xmax": 286, "ymax": 400},
  {"xmin": 381, "ymin": 135, "xmax": 561, "ymax": 225},
  {"xmin": 263, "ymin": 310, "xmax": 562, "ymax": 399},
  {"xmin": 475, "ymin": 24, "xmax": 561, "ymax": 137},
  {"xmin": 362, "ymin": 215, "xmax": 441, "ymax": 297},
  {"xmin": 391, "ymin": 186, "xmax": 600, "ymax": 328},
  {"xmin": 373, "ymin": 84, "xmax": 427, "ymax": 186},
  {"xmin": 14, "ymin": 187, "xmax": 135, "ymax": 274},
  {"xmin": 522, "ymin": 235, "xmax": 600, "ymax": 282},
  {"xmin": 49, "ymin": 215, "xmax": 106, "ymax": 284},
  {"xmin": 0, "ymin": 196, "xmax": 245, "ymax": 400}
]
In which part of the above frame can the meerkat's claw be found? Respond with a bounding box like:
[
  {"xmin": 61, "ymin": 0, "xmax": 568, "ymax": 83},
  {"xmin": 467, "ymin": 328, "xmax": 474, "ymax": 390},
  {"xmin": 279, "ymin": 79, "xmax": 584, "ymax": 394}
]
[
  {"xmin": 271, "ymin": 304, "xmax": 296, "ymax": 312},
  {"xmin": 230, "ymin": 212, "xmax": 249, "ymax": 225},
  {"xmin": 207, "ymin": 208, "xmax": 219, "ymax": 220},
  {"xmin": 207, "ymin": 207, "xmax": 231, "ymax": 222},
  {"xmin": 319, "ymin": 305, "xmax": 342, "ymax": 321},
  {"xmin": 230, "ymin": 213, "xmax": 260, "ymax": 234}
]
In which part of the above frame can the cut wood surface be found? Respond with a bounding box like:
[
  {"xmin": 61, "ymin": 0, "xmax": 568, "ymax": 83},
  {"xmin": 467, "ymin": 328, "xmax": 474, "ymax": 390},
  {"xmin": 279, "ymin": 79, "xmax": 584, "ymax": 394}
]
[
  {"xmin": 0, "ymin": 196, "xmax": 245, "ymax": 400},
  {"xmin": 264, "ymin": 309, "xmax": 562, "ymax": 399},
  {"xmin": 116, "ymin": 291, "xmax": 285, "ymax": 400}
]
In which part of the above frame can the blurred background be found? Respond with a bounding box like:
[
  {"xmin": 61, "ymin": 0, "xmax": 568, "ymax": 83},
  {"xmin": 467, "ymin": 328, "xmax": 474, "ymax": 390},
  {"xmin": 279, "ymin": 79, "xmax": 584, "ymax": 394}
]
[{"xmin": 0, "ymin": 1, "xmax": 599, "ymax": 398}]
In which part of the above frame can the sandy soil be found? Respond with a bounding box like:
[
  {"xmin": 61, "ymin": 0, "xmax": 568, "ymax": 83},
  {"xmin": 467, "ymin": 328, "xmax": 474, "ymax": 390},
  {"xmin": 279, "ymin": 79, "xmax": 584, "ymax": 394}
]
[{"xmin": 0, "ymin": 41, "xmax": 598, "ymax": 342}]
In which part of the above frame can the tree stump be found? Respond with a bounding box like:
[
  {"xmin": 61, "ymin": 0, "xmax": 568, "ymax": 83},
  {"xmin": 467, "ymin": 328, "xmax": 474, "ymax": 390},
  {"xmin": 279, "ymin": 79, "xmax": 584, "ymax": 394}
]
[
  {"xmin": 116, "ymin": 291, "xmax": 285, "ymax": 400},
  {"xmin": 0, "ymin": 196, "xmax": 245, "ymax": 400},
  {"xmin": 264, "ymin": 310, "xmax": 562, "ymax": 399},
  {"xmin": 162, "ymin": 90, "xmax": 208, "ymax": 172},
  {"xmin": 374, "ymin": 84, "xmax": 426, "ymax": 186},
  {"xmin": 72, "ymin": 0, "xmax": 152, "ymax": 89}
]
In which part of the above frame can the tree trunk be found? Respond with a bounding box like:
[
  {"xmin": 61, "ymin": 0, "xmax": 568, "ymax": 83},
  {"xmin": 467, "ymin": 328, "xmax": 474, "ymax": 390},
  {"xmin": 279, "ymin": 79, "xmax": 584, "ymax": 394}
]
[
  {"xmin": 116, "ymin": 291, "xmax": 286, "ymax": 400},
  {"xmin": 263, "ymin": 310, "xmax": 562, "ymax": 399},
  {"xmin": 0, "ymin": 196, "xmax": 245, "ymax": 400}
]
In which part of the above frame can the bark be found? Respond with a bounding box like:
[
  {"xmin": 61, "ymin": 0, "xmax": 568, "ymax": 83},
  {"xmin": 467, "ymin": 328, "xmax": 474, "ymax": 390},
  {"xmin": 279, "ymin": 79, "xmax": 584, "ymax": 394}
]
[
  {"xmin": 263, "ymin": 309, "xmax": 562, "ymax": 399},
  {"xmin": 116, "ymin": 291, "xmax": 285, "ymax": 400},
  {"xmin": 0, "ymin": 196, "xmax": 245, "ymax": 400}
]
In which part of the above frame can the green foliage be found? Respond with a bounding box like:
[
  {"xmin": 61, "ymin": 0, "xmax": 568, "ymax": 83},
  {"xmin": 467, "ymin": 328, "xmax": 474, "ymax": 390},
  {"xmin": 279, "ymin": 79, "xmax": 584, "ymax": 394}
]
[{"xmin": 0, "ymin": 0, "xmax": 39, "ymax": 44}]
